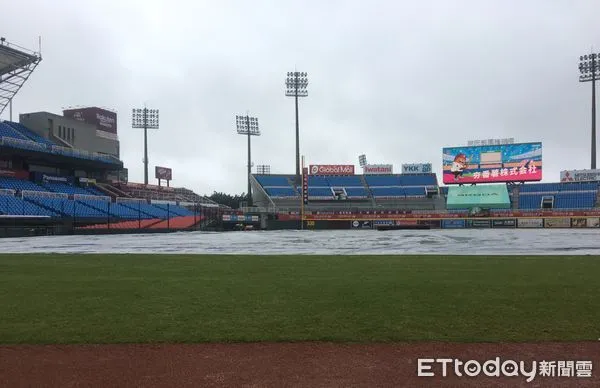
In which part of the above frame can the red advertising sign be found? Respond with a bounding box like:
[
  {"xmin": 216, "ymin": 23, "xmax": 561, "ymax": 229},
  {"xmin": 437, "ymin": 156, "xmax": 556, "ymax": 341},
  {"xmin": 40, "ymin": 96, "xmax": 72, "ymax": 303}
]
[
  {"xmin": 309, "ymin": 165, "xmax": 355, "ymax": 175},
  {"xmin": 0, "ymin": 169, "xmax": 29, "ymax": 179},
  {"xmin": 63, "ymin": 107, "xmax": 118, "ymax": 134},
  {"xmin": 155, "ymin": 166, "xmax": 172, "ymax": 180}
]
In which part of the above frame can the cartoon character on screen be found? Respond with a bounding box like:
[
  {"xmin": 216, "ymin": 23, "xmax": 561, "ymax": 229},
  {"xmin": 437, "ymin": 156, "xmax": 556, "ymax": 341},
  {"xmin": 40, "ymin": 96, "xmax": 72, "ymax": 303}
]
[{"xmin": 450, "ymin": 153, "xmax": 468, "ymax": 181}]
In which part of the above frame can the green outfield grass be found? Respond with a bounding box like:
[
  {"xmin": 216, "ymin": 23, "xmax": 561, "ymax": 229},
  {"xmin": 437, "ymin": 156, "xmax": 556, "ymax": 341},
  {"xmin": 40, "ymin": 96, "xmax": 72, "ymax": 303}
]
[{"xmin": 1, "ymin": 254, "xmax": 599, "ymax": 344}]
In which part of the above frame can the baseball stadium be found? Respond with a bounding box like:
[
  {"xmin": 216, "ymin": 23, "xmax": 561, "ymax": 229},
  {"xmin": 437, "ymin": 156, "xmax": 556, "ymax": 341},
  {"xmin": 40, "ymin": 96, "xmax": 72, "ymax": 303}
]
[{"xmin": 1, "ymin": 36, "xmax": 600, "ymax": 387}]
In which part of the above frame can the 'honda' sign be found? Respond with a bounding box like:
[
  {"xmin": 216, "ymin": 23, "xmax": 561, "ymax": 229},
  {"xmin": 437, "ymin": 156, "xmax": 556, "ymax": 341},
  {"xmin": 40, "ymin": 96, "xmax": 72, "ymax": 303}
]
[
  {"xmin": 309, "ymin": 165, "xmax": 355, "ymax": 175},
  {"xmin": 363, "ymin": 164, "xmax": 393, "ymax": 175},
  {"xmin": 402, "ymin": 163, "xmax": 432, "ymax": 174}
]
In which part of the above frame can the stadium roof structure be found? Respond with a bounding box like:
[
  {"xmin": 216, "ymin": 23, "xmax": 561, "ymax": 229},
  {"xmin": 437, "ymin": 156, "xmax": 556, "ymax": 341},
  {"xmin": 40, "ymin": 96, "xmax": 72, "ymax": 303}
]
[{"xmin": 0, "ymin": 37, "xmax": 42, "ymax": 117}]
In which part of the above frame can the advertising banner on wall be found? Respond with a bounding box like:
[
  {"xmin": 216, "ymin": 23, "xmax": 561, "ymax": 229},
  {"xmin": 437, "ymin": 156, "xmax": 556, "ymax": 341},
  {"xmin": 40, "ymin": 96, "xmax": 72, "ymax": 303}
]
[
  {"xmin": 309, "ymin": 165, "xmax": 355, "ymax": 175},
  {"xmin": 155, "ymin": 166, "xmax": 172, "ymax": 181},
  {"xmin": 587, "ymin": 217, "xmax": 600, "ymax": 227},
  {"xmin": 571, "ymin": 217, "xmax": 600, "ymax": 228},
  {"xmin": 363, "ymin": 164, "xmax": 393, "ymax": 175},
  {"xmin": 442, "ymin": 219, "xmax": 466, "ymax": 229},
  {"xmin": 442, "ymin": 142, "xmax": 542, "ymax": 184},
  {"xmin": 374, "ymin": 220, "xmax": 394, "ymax": 226},
  {"xmin": 401, "ymin": 163, "xmax": 432, "ymax": 174},
  {"xmin": 517, "ymin": 218, "xmax": 544, "ymax": 228},
  {"xmin": 302, "ymin": 167, "xmax": 309, "ymax": 204},
  {"xmin": 466, "ymin": 219, "xmax": 491, "ymax": 228},
  {"xmin": 0, "ymin": 169, "xmax": 29, "ymax": 179},
  {"xmin": 492, "ymin": 219, "xmax": 517, "ymax": 228},
  {"xmin": 351, "ymin": 220, "xmax": 373, "ymax": 229},
  {"xmin": 544, "ymin": 218, "xmax": 571, "ymax": 228},
  {"xmin": 63, "ymin": 107, "xmax": 118, "ymax": 134},
  {"xmin": 560, "ymin": 169, "xmax": 600, "ymax": 182}
]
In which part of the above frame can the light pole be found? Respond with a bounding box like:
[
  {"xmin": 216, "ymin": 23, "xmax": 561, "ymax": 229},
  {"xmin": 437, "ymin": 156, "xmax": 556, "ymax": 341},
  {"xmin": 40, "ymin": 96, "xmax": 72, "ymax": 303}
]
[
  {"xmin": 285, "ymin": 71, "xmax": 308, "ymax": 185},
  {"xmin": 236, "ymin": 114, "xmax": 260, "ymax": 207},
  {"xmin": 579, "ymin": 52, "xmax": 600, "ymax": 169},
  {"xmin": 256, "ymin": 165, "xmax": 271, "ymax": 175},
  {"xmin": 132, "ymin": 107, "xmax": 159, "ymax": 185}
]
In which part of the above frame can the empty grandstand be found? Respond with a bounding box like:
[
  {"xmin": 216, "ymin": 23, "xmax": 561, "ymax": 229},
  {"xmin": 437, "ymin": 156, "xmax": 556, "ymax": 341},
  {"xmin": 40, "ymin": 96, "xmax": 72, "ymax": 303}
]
[{"xmin": 251, "ymin": 172, "xmax": 445, "ymax": 212}]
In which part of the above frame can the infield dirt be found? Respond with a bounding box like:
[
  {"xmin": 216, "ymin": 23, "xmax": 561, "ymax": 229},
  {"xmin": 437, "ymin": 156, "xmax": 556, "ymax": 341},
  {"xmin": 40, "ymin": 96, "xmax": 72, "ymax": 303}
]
[{"xmin": 2, "ymin": 342, "xmax": 599, "ymax": 387}]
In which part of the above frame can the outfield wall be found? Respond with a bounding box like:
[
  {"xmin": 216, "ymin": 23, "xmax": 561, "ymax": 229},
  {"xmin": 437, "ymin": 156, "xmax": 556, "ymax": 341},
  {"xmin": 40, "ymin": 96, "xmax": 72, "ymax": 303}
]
[{"xmin": 268, "ymin": 216, "xmax": 600, "ymax": 229}]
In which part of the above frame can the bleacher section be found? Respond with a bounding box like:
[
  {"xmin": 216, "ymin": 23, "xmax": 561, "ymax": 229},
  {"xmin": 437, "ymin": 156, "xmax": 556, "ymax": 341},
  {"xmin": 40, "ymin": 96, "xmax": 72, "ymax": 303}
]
[
  {"xmin": 518, "ymin": 182, "xmax": 599, "ymax": 209},
  {"xmin": 255, "ymin": 175, "xmax": 299, "ymax": 198},
  {"xmin": 365, "ymin": 174, "xmax": 437, "ymax": 198},
  {"xmin": 5, "ymin": 121, "xmax": 55, "ymax": 146},
  {"xmin": 254, "ymin": 173, "xmax": 600, "ymax": 212},
  {"xmin": 254, "ymin": 173, "xmax": 437, "ymax": 201},
  {"xmin": 0, "ymin": 176, "xmax": 47, "ymax": 192},
  {"xmin": 0, "ymin": 177, "xmax": 196, "ymax": 220},
  {"xmin": 0, "ymin": 120, "xmax": 120, "ymax": 165},
  {"xmin": 114, "ymin": 183, "xmax": 218, "ymax": 205}
]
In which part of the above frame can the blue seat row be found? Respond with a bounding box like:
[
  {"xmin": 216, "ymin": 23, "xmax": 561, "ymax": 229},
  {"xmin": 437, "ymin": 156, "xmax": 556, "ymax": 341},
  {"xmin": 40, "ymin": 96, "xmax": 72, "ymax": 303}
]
[
  {"xmin": 4, "ymin": 121, "xmax": 55, "ymax": 146},
  {"xmin": 0, "ymin": 176, "xmax": 46, "ymax": 192}
]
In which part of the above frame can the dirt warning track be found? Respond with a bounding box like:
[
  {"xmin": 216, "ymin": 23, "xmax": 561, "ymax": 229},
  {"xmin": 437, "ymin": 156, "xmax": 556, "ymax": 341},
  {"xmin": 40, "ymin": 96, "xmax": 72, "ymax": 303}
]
[{"xmin": 1, "ymin": 342, "xmax": 599, "ymax": 387}]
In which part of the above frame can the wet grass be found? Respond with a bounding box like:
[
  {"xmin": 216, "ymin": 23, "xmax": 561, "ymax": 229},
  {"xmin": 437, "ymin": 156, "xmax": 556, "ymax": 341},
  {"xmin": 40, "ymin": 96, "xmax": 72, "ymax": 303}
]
[{"xmin": 1, "ymin": 254, "xmax": 599, "ymax": 344}]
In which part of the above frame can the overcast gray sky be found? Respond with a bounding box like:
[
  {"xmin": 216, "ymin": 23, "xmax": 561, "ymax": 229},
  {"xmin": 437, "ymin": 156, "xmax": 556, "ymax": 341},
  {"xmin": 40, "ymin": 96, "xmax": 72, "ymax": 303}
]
[{"xmin": 3, "ymin": 0, "xmax": 600, "ymax": 195}]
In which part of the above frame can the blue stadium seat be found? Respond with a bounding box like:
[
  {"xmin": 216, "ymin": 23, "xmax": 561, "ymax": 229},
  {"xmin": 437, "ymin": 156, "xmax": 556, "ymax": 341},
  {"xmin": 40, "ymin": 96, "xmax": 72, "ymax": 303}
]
[
  {"xmin": 0, "ymin": 177, "xmax": 47, "ymax": 192},
  {"xmin": 364, "ymin": 175, "xmax": 401, "ymax": 187},
  {"xmin": 5, "ymin": 122, "xmax": 55, "ymax": 146},
  {"xmin": 404, "ymin": 187, "xmax": 426, "ymax": 196},
  {"xmin": 327, "ymin": 176, "xmax": 363, "ymax": 186},
  {"xmin": 0, "ymin": 122, "xmax": 30, "ymax": 141},
  {"xmin": 371, "ymin": 187, "xmax": 404, "ymax": 197},
  {"xmin": 307, "ymin": 176, "xmax": 330, "ymax": 186},
  {"xmin": 265, "ymin": 187, "xmax": 298, "ymax": 197},
  {"xmin": 0, "ymin": 195, "xmax": 58, "ymax": 216},
  {"xmin": 308, "ymin": 188, "xmax": 333, "ymax": 197},
  {"xmin": 345, "ymin": 187, "xmax": 369, "ymax": 197},
  {"xmin": 43, "ymin": 182, "xmax": 96, "ymax": 195},
  {"xmin": 398, "ymin": 175, "xmax": 437, "ymax": 186},
  {"xmin": 255, "ymin": 175, "xmax": 293, "ymax": 187},
  {"xmin": 152, "ymin": 204, "xmax": 194, "ymax": 217}
]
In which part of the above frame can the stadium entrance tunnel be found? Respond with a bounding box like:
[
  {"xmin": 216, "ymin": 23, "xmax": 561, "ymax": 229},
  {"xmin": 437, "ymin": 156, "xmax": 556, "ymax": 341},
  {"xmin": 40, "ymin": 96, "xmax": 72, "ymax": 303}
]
[{"xmin": 446, "ymin": 184, "xmax": 511, "ymax": 210}]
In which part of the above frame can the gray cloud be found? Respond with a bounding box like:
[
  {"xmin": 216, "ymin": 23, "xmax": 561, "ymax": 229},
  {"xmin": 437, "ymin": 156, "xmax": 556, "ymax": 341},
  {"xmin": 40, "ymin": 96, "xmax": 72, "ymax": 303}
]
[{"xmin": 3, "ymin": 0, "xmax": 600, "ymax": 195}]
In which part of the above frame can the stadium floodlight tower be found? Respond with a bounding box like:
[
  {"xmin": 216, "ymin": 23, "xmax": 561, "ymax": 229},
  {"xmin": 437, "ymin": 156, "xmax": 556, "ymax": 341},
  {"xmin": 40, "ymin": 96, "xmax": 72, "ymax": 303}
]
[
  {"xmin": 257, "ymin": 164, "xmax": 271, "ymax": 175},
  {"xmin": 579, "ymin": 52, "xmax": 600, "ymax": 169},
  {"xmin": 132, "ymin": 107, "xmax": 159, "ymax": 185},
  {"xmin": 0, "ymin": 37, "xmax": 42, "ymax": 119},
  {"xmin": 358, "ymin": 154, "xmax": 368, "ymax": 168},
  {"xmin": 285, "ymin": 71, "xmax": 308, "ymax": 185},
  {"xmin": 236, "ymin": 114, "xmax": 260, "ymax": 207}
]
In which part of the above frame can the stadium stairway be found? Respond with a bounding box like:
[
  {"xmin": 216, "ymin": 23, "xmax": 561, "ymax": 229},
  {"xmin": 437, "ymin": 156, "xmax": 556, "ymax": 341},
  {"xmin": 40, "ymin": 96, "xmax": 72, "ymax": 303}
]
[
  {"xmin": 92, "ymin": 183, "xmax": 123, "ymax": 200},
  {"xmin": 358, "ymin": 175, "xmax": 377, "ymax": 206},
  {"xmin": 119, "ymin": 202, "xmax": 160, "ymax": 219},
  {"xmin": 24, "ymin": 197, "xmax": 62, "ymax": 217}
]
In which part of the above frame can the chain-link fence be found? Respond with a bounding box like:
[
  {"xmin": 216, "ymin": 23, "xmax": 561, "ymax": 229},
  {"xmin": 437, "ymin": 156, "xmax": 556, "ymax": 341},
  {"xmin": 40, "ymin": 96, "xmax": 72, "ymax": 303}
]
[{"xmin": 0, "ymin": 194, "xmax": 224, "ymax": 234}]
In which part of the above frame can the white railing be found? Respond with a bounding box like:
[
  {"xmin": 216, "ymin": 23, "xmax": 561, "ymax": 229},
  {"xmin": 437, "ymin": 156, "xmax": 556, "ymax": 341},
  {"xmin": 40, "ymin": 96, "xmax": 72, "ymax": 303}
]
[
  {"xmin": 22, "ymin": 190, "xmax": 68, "ymax": 199},
  {"xmin": 116, "ymin": 197, "xmax": 146, "ymax": 203},
  {"xmin": 74, "ymin": 194, "xmax": 111, "ymax": 201},
  {"xmin": 2, "ymin": 136, "xmax": 46, "ymax": 150},
  {"xmin": 0, "ymin": 188, "xmax": 15, "ymax": 196},
  {"xmin": 151, "ymin": 199, "xmax": 177, "ymax": 205}
]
